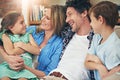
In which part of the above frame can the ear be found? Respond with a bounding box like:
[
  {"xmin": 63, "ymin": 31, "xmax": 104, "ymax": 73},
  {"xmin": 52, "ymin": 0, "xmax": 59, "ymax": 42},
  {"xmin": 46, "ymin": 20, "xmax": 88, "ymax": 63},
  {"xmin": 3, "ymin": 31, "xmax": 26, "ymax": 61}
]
[
  {"xmin": 8, "ymin": 26, "xmax": 13, "ymax": 31},
  {"xmin": 98, "ymin": 15, "xmax": 104, "ymax": 24},
  {"xmin": 81, "ymin": 10, "xmax": 88, "ymax": 17}
]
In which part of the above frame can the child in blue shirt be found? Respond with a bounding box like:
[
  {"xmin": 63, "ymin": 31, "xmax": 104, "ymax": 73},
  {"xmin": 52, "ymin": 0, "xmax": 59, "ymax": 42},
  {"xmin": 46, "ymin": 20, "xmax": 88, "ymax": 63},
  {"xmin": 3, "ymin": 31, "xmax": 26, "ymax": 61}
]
[{"xmin": 85, "ymin": 1, "xmax": 120, "ymax": 80}]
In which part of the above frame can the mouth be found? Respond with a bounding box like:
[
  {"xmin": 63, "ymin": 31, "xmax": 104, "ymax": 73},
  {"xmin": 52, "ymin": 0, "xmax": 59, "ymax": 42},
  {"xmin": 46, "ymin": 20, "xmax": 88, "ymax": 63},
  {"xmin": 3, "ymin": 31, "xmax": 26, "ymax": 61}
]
[
  {"xmin": 41, "ymin": 23, "xmax": 47, "ymax": 26},
  {"xmin": 69, "ymin": 22, "xmax": 74, "ymax": 27}
]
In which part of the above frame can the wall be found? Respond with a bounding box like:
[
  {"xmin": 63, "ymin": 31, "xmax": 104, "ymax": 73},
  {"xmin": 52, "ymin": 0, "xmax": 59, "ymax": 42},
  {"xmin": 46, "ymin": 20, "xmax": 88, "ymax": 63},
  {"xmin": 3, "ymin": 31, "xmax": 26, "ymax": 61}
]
[
  {"xmin": 90, "ymin": 0, "xmax": 120, "ymax": 5},
  {"xmin": 0, "ymin": 0, "xmax": 22, "ymax": 28},
  {"xmin": 0, "ymin": 0, "xmax": 66, "ymax": 24},
  {"xmin": 0, "ymin": 0, "xmax": 22, "ymax": 17},
  {"xmin": 46, "ymin": 0, "xmax": 66, "ymax": 5}
]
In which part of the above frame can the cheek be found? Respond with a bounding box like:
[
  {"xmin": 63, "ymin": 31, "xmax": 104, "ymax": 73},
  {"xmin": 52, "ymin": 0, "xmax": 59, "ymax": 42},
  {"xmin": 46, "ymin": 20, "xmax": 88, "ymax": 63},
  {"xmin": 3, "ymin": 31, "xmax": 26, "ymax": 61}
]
[{"xmin": 47, "ymin": 22, "xmax": 52, "ymax": 29}]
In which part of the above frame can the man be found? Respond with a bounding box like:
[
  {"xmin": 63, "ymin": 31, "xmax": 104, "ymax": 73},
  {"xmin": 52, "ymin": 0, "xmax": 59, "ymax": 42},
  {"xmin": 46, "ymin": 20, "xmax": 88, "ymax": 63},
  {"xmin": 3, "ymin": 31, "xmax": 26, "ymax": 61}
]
[{"xmin": 44, "ymin": 0, "xmax": 92, "ymax": 80}]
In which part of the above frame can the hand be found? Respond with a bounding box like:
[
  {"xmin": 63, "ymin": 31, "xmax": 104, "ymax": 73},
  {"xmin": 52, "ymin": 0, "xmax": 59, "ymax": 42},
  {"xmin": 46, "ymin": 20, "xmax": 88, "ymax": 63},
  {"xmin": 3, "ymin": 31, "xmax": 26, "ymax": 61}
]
[
  {"xmin": 14, "ymin": 42, "xmax": 24, "ymax": 48},
  {"xmin": 87, "ymin": 54, "xmax": 102, "ymax": 64},
  {"xmin": 6, "ymin": 55, "xmax": 24, "ymax": 71},
  {"xmin": 97, "ymin": 64, "xmax": 108, "ymax": 79}
]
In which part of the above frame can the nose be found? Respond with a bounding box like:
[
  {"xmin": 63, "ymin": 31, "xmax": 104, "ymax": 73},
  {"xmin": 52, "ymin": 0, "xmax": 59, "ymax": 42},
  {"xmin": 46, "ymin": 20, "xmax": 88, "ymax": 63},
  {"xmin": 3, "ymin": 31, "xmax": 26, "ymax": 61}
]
[
  {"xmin": 23, "ymin": 22, "xmax": 26, "ymax": 28},
  {"xmin": 66, "ymin": 17, "xmax": 69, "ymax": 23},
  {"xmin": 90, "ymin": 22, "xmax": 92, "ymax": 26},
  {"xmin": 41, "ymin": 16, "xmax": 45, "ymax": 21}
]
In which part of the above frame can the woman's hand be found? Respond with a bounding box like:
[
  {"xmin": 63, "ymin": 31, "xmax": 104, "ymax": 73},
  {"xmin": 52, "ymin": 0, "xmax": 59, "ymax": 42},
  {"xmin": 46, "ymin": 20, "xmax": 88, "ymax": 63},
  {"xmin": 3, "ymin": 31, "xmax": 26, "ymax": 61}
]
[{"xmin": 6, "ymin": 55, "xmax": 24, "ymax": 71}]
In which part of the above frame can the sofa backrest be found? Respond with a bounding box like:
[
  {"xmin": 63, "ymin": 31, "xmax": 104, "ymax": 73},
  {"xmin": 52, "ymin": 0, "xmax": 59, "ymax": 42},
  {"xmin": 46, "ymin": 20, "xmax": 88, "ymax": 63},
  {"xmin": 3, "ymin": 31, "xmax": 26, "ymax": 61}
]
[{"xmin": 114, "ymin": 25, "xmax": 120, "ymax": 38}]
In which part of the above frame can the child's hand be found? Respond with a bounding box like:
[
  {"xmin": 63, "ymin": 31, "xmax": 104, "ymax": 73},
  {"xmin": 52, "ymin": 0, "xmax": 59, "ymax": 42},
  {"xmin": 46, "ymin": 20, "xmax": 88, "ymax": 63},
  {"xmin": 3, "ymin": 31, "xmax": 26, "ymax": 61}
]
[
  {"xmin": 14, "ymin": 42, "xmax": 24, "ymax": 48},
  {"xmin": 87, "ymin": 54, "xmax": 102, "ymax": 64},
  {"xmin": 93, "ymin": 55, "xmax": 102, "ymax": 64}
]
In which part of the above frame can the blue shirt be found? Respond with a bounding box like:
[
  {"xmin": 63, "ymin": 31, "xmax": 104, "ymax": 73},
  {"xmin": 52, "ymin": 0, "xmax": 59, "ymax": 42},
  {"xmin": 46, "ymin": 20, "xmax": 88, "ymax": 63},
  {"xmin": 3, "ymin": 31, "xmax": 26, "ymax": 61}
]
[
  {"xmin": 26, "ymin": 26, "xmax": 63, "ymax": 75},
  {"xmin": 88, "ymin": 32, "xmax": 120, "ymax": 80}
]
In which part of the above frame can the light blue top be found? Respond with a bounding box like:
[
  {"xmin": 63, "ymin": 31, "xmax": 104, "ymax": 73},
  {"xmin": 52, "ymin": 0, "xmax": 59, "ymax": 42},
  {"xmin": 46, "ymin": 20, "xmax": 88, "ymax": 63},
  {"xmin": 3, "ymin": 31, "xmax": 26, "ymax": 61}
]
[
  {"xmin": 26, "ymin": 25, "xmax": 63, "ymax": 75},
  {"xmin": 88, "ymin": 32, "xmax": 120, "ymax": 80}
]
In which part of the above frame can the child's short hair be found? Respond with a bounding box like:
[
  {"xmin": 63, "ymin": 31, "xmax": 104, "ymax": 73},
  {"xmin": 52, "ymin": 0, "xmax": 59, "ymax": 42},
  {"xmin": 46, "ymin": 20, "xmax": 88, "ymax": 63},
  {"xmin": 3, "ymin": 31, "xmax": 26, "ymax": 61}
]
[{"xmin": 89, "ymin": 1, "xmax": 119, "ymax": 28}]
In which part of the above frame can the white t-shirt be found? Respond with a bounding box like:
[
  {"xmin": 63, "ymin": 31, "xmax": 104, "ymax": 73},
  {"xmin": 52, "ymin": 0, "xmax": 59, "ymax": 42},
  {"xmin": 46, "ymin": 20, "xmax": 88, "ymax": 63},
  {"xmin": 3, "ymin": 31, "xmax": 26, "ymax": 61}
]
[{"xmin": 50, "ymin": 33, "xmax": 90, "ymax": 80}]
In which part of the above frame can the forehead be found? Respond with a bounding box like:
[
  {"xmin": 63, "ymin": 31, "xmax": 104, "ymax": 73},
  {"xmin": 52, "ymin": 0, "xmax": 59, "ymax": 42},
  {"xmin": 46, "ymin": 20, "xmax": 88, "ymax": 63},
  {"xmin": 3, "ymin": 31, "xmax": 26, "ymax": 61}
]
[
  {"xmin": 66, "ymin": 7, "xmax": 77, "ymax": 14},
  {"xmin": 17, "ymin": 16, "xmax": 24, "ymax": 21},
  {"xmin": 15, "ymin": 16, "xmax": 24, "ymax": 24}
]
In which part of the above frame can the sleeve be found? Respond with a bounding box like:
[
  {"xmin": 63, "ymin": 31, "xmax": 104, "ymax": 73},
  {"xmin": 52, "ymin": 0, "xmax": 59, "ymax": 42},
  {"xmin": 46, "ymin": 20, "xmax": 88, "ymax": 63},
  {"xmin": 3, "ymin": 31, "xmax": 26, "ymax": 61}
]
[
  {"xmin": 88, "ymin": 34, "xmax": 97, "ymax": 55},
  {"xmin": 44, "ymin": 39, "xmax": 63, "ymax": 75},
  {"xmin": 105, "ymin": 45, "xmax": 120, "ymax": 70},
  {"xmin": 26, "ymin": 25, "xmax": 36, "ymax": 35}
]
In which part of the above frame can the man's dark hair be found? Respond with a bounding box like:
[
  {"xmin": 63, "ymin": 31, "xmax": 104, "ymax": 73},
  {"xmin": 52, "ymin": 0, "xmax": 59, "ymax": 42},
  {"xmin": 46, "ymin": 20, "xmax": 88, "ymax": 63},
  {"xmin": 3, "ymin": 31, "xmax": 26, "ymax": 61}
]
[{"xmin": 66, "ymin": 0, "xmax": 91, "ymax": 13}]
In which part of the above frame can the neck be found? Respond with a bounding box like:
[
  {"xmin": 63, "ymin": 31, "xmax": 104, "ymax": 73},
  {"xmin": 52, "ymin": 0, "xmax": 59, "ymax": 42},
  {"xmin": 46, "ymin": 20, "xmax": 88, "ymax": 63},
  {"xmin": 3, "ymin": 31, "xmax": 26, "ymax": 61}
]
[
  {"xmin": 39, "ymin": 30, "xmax": 54, "ymax": 48},
  {"xmin": 44, "ymin": 30, "xmax": 54, "ymax": 41},
  {"xmin": 77, "ymin": 18, "xmax": 91, "ymax": 36},
  {"xmin": 100, "ymin": 26, "xmax": 114, "ymax": 43}
]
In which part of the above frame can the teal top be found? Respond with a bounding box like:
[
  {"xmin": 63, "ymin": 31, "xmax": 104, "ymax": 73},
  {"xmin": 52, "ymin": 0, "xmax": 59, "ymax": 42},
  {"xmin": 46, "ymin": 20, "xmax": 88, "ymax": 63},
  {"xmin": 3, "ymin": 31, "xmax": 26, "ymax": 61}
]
[{"xmin": 0, "ymin": 30, "xmax": 37, "ymax": 79}]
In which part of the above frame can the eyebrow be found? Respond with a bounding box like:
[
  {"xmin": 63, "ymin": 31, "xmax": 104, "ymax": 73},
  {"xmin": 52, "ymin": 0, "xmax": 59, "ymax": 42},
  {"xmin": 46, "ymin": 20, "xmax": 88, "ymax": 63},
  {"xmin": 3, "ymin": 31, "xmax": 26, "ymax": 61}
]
[{"xmin": 66, "ymin": 11, "xmax": 71, "ymax": 15}]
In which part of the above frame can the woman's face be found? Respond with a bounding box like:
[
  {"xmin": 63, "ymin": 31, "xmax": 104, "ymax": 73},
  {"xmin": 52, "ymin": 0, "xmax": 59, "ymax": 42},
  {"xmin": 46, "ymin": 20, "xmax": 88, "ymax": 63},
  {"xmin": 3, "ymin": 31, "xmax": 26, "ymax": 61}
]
[{"xmin": 40, "ymin": 8, "xmax": 53, "ymax": 31}]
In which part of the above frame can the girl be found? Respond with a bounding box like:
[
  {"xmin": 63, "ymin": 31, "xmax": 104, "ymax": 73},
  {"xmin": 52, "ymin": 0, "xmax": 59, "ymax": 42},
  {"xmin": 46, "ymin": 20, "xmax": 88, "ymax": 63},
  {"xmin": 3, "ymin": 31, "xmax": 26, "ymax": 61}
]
[{"xmin": 0, "ymin": 11, "xmax": 40, "ymax": 80}]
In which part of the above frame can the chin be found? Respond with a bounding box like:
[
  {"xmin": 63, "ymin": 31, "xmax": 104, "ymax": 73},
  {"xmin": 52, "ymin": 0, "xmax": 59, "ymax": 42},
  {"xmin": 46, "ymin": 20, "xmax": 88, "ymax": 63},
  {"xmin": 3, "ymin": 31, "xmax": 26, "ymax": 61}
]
[
  {"xmin": 71, "ymin": 29, "xmax": 75, "ymax": 32},
  {"xmin": 22, "ymin": 31, "xmax": 26, "ymax": 34}
]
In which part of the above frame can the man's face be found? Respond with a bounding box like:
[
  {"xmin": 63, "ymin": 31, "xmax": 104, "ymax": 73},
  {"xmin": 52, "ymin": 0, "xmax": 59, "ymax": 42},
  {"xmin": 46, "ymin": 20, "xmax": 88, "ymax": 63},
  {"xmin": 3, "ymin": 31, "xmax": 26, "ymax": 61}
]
[{"xmin": 66, "ymin": 7, "xmax": 84, "ymax": 32}]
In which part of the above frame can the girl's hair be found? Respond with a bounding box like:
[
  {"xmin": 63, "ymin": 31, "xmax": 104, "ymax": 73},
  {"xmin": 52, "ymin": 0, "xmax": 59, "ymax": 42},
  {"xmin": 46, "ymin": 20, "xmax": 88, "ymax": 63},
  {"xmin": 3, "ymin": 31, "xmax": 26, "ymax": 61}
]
[
  {"xmin": 1, "ymin": 11, "xmax": 22, "ymax": 34},
  {"xmin": 36, "ymin": 5, "xmax": 66, "ymax": 36},
  {"xmin": 89, "ymin": 1, "xmax": 119, "ymax": 28}
]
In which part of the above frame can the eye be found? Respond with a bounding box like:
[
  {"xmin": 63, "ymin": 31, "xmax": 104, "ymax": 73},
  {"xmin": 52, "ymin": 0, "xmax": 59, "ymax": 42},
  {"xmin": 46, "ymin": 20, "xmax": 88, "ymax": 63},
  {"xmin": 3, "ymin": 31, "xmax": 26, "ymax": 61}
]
[
  {"xmin": 20, "ymin": 20, "xmax": 25, "ymax": 24},
  {"xmin": 46, "ymin": 16, "xmax": 51, "ymax": 20}
]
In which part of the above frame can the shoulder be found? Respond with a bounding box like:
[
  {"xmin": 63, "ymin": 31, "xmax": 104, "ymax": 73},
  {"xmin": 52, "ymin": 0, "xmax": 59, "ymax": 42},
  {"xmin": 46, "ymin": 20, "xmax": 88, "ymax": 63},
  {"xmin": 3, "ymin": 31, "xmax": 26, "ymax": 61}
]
[
  {"xmin": 93, "ymin": 34, "xmax": 101, "ymax": 39},
  {"xmin": 92, "ymin": 34, "xmax": 102, "ymax": 43},
  {"xmin": 49, "ymin": 35, "xmax": 63, "ymax": 46},
  {"xmin": 26, "ymin": 25, "xmax": 37, "ymax": 33},
  {"xmin": 53, "ymin": 35, "xmax": 62, "ymax": 42}
]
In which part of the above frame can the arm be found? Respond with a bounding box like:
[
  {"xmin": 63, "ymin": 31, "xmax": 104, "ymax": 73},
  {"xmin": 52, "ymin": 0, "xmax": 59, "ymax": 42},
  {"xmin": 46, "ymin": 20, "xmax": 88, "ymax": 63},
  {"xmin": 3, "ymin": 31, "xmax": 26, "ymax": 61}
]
[
  {"xmin": 0, "ymin": 46, "xmax": 9, "ymax": 61},
  {"xmin": 14, "ymin": 34, "xmax": 40, "ymax": 55},
  {"xmin": 0, "ymin": 45, "xmax": 24, "ymax": 71},
  {"xmin": 2, "ymin": 34, "xmax": 24, "ymax": 55},
  {"xmin": 24, "ymin": 65, "xmax": 46, "ymax": 78},
  {"xmin": 85, "ymin": 54, "xmax": 102, "ymax": 64},
  {"xmin": 45, "ymin": 40, "xmax": 63, "ymax": 75},
  {"xmin": 103, "ymin": 65, "xmax": 120, "ymax": 79},
  {"xmin": 85, "ymin": 54, "xmax": 108, "ymax": 78}
]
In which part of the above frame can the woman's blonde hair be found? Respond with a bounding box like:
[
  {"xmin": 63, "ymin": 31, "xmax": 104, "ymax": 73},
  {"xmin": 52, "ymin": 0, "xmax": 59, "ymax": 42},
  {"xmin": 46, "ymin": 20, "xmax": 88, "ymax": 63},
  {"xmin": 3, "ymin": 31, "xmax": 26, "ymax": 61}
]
[{"xmin": 36, "ymin": 5, "xmax": 66, "ymax": 36}]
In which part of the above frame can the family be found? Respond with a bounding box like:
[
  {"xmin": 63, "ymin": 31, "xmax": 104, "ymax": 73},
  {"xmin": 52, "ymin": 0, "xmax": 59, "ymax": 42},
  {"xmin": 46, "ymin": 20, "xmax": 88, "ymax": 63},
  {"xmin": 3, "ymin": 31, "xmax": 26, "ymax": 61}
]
[{"xmin": 0, "ymin": 0, "xmax": 120, "ymax": 80}]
